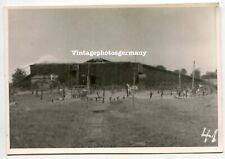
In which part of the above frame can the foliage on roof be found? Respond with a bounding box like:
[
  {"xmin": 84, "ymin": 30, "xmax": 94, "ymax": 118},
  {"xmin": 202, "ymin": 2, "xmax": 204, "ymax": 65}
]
[{"xmin": 85, "ymin": 58, "xmax": 111, "ymax": 63}]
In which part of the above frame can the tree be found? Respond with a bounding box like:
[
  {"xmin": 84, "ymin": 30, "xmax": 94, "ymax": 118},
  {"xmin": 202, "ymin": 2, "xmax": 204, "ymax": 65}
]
[
  {"xmin": 12, "ymin": 68, "xmax": 27, "ymax": 88},
  {"xmin": 174, "ymin": 70, "xmax": 180, "ymax": 74},
  {"xmin": 190, "ymin": 69, "xmax": 201, "ymax": 79},
  {"xmin": 180, "ymin": 68, "xmax": 187, "ymax": 75},
  {"xmin": 201, "ymin": 70, "xmax": 217, "ymax": 79},
  {"xmin": 174, "ymin": 68, "xmax": 187, "ymax": 75},
  {"xmin": 156, "ymin": 65, "xmax": 166, "ymax": 70}
]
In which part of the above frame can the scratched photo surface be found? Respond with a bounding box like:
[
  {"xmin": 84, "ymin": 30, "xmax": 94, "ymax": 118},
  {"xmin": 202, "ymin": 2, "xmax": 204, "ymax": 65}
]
[{"xmin": 8, "ymin": 6, "xmax": 219, "ymax": 149}]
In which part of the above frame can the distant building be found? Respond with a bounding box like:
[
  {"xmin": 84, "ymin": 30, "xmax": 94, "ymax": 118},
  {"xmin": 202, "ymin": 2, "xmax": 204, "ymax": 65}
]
[{"xmin": 29, "ymin": 58, "xmax": 204, "ymax": 89}]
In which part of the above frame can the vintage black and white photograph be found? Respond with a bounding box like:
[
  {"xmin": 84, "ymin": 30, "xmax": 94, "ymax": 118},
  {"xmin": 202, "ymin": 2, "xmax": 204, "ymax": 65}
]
[{"xmin": 7, "ymin": 4, "xmax": 222, "ymax": 154}]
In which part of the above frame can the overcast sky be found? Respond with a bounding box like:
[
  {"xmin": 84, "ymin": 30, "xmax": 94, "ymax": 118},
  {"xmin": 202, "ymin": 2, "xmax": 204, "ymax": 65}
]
[{"xmin": 8, "ymin": 6, "xmax": 218, "ymax": 79}]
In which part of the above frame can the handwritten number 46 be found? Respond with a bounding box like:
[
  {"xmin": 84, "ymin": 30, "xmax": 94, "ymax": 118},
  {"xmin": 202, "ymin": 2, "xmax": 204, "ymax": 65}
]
[{"xmin": 201, "ymin": 128, "xmax": 218, "ymax": 143}]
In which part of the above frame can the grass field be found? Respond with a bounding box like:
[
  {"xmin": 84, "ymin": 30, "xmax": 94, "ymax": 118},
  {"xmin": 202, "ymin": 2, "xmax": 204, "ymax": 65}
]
[{"xmin": 10, "ymin": 92, "xmax": 218, "ymax": 148}]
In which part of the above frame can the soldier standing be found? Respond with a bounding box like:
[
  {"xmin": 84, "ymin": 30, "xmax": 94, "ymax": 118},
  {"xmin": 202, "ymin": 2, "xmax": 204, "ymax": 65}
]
[
  {"xmin": 150, "ymin": 91, "xmax": 153, "ymax": 99},
  {"xmin": 161, "ymin": 90, "xmax": 164, "ymax": 98}
]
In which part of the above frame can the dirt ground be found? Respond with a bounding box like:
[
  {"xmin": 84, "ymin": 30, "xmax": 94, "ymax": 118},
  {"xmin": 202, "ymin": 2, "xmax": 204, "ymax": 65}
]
[{"xmin": 10, "ymin": 91, "xmax": 218, "ymax": 148}]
